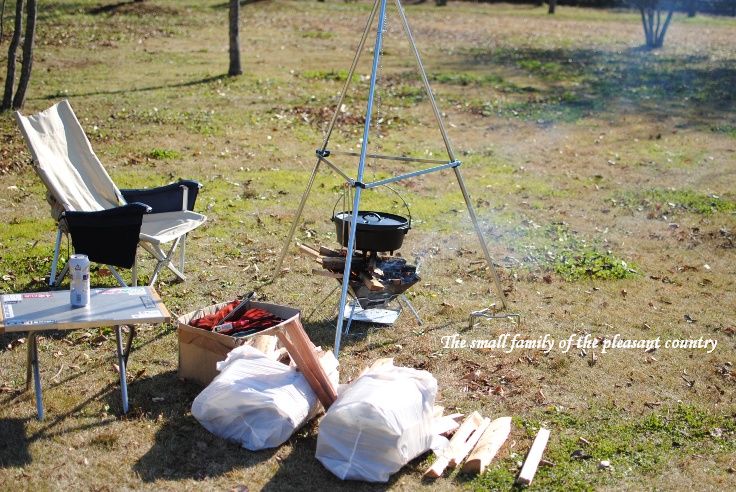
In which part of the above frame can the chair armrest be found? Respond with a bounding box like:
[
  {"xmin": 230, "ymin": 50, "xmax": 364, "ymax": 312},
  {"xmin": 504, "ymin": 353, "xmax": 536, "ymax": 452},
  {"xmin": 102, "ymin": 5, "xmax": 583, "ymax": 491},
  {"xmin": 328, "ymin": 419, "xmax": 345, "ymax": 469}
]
[
  {"xmin": 62, "ymin": 203, "xmax": 152, "ymax": 269},
  {"xmin": 120, "ymin": 180, "xmax": 202, "ymax": 213}
]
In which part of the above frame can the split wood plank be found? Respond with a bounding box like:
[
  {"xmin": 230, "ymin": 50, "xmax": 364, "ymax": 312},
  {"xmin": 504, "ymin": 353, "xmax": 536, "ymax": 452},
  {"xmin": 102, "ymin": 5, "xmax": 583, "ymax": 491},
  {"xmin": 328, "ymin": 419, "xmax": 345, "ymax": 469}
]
[
  {"xmin": 275, "ymin": 318, "xmax": 338, "ymax": 409},
  {"xmin": 321, "ymin": 256, "xmax": 366, "ymax": 271},
  {"xmin": 424, "ymin": 411, "xmax": 484, "ymax": 478},
  {"xmin": 360, "ymin": 272, "xmax": 384, "ymax": 291},
  {"xmin": 319, "ymin": 246, "xmax": 343, "ymax": 257},
  {"xmin": 297, "ymin": 243, "xmax": 322, "ymax": 258},
  {"xmin": 432, "ymin": 413, "xmax": 464, "ymax": 437},
  {"xmin": 357, "ymin": 357, "xmax": 394, "ymax": 379},
  {"xmin": 516, "ymin": 427, "xmax": 550, "ymax": 486},
  {"xmin": 248, "ymin": 334, "xmax": 278, "ymax": 356},
  {"xmin": 312, "ymin": 269, "xmax": 343, "ymax": 279},
  {"xmin": 449, "ymin": 417, "xmax": 491, "ymax": 466},
  {"xmin": 462, "ymin": 416, "xmax": 512, "ymax": 474}
]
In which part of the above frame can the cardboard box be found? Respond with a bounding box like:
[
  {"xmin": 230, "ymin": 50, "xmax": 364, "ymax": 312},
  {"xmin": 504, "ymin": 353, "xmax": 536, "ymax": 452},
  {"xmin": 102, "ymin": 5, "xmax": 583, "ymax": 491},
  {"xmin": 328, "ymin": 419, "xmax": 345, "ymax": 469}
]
[{"xmin": 177, "ymin": 300, "xmax": 300, "ymax": 386}]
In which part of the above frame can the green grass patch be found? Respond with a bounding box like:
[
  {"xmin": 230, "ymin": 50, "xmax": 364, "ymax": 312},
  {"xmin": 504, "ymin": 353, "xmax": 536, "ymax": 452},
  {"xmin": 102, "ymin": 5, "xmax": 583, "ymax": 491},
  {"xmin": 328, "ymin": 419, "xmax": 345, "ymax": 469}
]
[
  {"xmin": 301, "ymin": 69, "xmax": 356, "ymax": 82},
  {"xmin": 301, "ymin": 30, "xmax": 333, "ymax": 40},
  {"xmin": 711, "ymin": 124, "xmax": 736, "ymax": 138},
  {"xmin": 617, "ymin": 189, "xmax": 736, "ymax": 215},
  {"xmin": 429, "ymin": 71, "xmax": 506, "ymax": 87},
  {"xmin": 147, "ymin": 148, "xmax": 181, "ymax": 160},
  {"xmin": 469, "ymin": 404, "xmax": 736, "ymax": 490},
  {"xmin": 512, "ymin": 222, "xmax": 636, "ymax": 280}
]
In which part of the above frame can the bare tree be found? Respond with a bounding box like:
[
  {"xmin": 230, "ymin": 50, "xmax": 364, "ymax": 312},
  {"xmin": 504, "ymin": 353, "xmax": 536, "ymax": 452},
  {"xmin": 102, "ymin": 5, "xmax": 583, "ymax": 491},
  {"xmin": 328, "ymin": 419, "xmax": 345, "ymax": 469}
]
[
  {"xmin": 1, "ymin": 0, "xmax": 7, "ymax": 41},
  {"xmin": 1, "ymin": 0, "xmax": 23, "ymax": 111},
  {"xmin": 228, "ymin": 0, "xmax": 242, "ymax": 76},
  {"xmin": 12, "ymin": 0, "xmax": 35, "ymax": 109},
  {"xmin": 631, "ymin": 0, "xmax": 675, "ymax": 49}
]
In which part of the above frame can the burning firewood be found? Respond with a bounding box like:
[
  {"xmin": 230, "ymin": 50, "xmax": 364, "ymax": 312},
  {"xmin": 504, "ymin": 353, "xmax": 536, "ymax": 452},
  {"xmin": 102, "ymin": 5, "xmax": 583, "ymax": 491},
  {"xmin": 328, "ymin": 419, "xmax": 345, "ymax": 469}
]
[{"xmin": 297, "ymin": 243, "xmax": 421, "ymax": 309}]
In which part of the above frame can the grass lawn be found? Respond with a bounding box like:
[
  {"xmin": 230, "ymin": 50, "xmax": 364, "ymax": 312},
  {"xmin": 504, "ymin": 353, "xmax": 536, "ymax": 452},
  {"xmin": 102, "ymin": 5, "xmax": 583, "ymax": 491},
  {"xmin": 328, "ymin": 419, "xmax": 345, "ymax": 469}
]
[{"xmin": 0, "ymin": 0, "xmax": 734, "ymax": 490}]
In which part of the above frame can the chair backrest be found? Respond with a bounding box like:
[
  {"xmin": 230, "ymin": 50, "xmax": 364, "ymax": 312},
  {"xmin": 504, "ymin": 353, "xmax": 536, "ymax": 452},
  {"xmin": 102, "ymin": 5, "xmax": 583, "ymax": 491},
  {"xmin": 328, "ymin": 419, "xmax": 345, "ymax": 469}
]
[{"xmin": 15, "ymin": 100, "xmax": 125, "ymax": 215}]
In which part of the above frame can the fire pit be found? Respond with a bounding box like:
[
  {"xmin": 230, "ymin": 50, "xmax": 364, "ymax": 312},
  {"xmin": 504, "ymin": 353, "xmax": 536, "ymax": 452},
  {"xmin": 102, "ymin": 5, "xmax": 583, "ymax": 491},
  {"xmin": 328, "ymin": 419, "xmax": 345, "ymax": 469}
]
[{"xmin": 323, "ymin": 249, "xmax": 420, "ymax": 309}]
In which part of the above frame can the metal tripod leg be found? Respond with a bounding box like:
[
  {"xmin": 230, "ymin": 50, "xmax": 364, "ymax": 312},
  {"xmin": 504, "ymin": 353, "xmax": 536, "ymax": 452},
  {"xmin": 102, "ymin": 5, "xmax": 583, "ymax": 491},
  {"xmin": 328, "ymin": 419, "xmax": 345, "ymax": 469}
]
[
  {"xmin": 272, "ymin": 0, "xmax": 380, "ymax": 280},
  {"xmin": 398, "ymin": 294, "xmax": 422, "ymax": 325},
  {"xmin": 342, "ymin": 299, "xmax": 358, "ymax": 336}
]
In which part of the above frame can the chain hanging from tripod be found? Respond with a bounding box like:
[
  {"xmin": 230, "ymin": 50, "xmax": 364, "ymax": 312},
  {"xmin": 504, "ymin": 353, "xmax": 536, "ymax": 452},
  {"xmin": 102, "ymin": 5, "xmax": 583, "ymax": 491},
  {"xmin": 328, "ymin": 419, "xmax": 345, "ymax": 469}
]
[{"xmin": 369, "ymin": 0, "xmax": 390, "ymax": 184}]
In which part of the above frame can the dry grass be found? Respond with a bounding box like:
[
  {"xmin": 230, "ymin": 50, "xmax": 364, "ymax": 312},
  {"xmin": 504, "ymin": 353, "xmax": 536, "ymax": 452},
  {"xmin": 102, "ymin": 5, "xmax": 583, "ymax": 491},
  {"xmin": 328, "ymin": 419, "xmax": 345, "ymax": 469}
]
[{"xmin": 0, "ymin": 1, "xmax": 735, "ymax": 490}]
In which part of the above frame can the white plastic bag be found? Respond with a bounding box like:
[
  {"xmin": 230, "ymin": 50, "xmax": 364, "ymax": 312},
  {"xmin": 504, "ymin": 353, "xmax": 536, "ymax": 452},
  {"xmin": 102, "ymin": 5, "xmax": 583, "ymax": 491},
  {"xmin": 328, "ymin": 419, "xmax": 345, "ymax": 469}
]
[
  {"xmin": 316, "ymin": 362, "xmax": 439, "ymax": 482},
  {"xmin": 192, "ymin": 344, "xmax": 320, "ymax": 450}
]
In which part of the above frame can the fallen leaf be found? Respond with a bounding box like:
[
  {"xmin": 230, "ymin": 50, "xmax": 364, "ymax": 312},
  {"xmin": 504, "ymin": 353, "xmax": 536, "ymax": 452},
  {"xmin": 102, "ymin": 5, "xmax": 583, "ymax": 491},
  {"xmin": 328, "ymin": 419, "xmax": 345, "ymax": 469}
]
[
  {"xmin": 7, "ymin": 338, "xmax": 25, "ymax": 350},
  {"xmin": 571, "ymin": 449, "xmax": 592, "ymax": 460}
]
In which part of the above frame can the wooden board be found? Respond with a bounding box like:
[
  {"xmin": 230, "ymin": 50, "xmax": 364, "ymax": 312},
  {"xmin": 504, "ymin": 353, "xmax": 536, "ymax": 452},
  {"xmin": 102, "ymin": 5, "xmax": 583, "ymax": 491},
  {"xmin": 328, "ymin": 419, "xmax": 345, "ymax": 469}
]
[
  {"xmin": 424, "ymin": 411, "xmax": 484, "ymax": 478},
  {"xmin": 516, "ymin": 427, "xmax": 550, "ymax": 486},
  {"xmin": 275, "ymin": 318, "xmax": 338, "ymax": 409},
  {"xmin": 462, "ymin": 416, "xmax": 512, "ymax": 474},
  {"xmin": 450, "ymin": 417, "xmax": 491, "ymax": 466}
]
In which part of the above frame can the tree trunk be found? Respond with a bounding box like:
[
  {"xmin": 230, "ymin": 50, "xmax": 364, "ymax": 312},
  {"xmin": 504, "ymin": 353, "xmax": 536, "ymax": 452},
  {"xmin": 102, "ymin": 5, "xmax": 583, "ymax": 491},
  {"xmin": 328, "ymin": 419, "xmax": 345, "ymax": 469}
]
[
  {"xmin": 639, "ymin": 7, "xmax": 651, "ymax": 47},
  {"xmin": 228, "ymin": 0, "xmax": 242, "ymax": 76},
  {"xmin": 1, "ymin": 0, "xmax": 7, "ymax": 41},
  {"xmin": 548, "ymin": 0, "xmax": 556, "ymax": 14},
  {"xmin": 654, "ymin": 9, "xmax": 673, "ymax": 48},
  {"xmin": 1, "ymin": 0, "xmax": 23, "ymax": 111},
  {"xmin": 687, "ymin": 0, "xmax": 696, "ymax": 17},
  {"xmin": 13, "ymin": 0, "xmax": 36, "ymax": 109}
]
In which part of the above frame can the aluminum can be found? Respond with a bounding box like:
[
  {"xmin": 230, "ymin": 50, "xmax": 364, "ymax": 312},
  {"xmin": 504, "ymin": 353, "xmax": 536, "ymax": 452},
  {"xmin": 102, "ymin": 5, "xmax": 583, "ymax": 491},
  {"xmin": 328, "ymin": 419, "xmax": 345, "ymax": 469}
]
[{"xmin": 69, "ymin": 254, "xmax": 90, "ymax": 307}]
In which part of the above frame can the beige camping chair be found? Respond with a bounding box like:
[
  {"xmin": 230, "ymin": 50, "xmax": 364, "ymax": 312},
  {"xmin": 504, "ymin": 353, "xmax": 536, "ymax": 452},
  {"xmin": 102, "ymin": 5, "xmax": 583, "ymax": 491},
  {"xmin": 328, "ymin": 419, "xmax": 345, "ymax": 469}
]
[{"xmin": 15, "ymin": 100, "xmax": 207, "ymax": 287}]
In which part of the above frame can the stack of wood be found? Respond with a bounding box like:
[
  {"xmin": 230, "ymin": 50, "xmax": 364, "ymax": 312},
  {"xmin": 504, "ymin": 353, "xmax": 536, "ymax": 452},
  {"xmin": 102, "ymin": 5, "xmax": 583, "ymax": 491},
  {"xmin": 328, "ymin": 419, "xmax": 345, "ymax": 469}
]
[
  {"xmin": 425, "ymin": 410, "xmax": 550, "ymax": 486},
  {"xmin": 297, "ymin": 243, "xmax": 420, "ymax": 301},
  {"xmin": 298, "ymin": 243, "xmax": 385, "ymax": 292}
]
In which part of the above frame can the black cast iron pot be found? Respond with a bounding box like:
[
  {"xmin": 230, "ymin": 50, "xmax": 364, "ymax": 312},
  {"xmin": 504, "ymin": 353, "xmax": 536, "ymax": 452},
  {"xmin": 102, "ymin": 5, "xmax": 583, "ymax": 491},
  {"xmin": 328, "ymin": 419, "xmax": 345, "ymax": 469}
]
[{"xmin": 333, "ymin": 210, "xmax": 410, "ymax": 252}]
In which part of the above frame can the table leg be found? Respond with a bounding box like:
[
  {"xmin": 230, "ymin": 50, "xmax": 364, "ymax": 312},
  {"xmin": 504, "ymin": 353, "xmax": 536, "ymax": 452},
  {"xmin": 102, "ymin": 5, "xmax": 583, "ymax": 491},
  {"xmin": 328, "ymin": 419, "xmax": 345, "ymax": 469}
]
[
  {"xmin": 115, "ymin": 326, "xmax": 129, "ymax": 414},
  {"xmin": 30, "ymin": 333, "xmax": 44, "ymax": 420},
  {"xmin": 25, "ymin": 334, "xmax": 33, "ymax": 391}
]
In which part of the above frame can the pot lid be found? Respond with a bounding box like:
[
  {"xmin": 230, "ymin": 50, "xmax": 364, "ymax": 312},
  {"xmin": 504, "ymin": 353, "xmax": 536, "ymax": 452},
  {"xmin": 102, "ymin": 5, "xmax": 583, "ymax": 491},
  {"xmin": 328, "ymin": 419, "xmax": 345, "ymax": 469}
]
[{"xmin": 334, "ymin": 211, "xmax": 409, "ymax": 229}]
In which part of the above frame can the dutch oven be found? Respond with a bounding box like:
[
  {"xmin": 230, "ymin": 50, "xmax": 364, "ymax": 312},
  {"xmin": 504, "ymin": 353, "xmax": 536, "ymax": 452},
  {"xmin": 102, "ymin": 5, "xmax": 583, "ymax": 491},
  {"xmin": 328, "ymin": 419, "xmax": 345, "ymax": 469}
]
[{"xmin": 333, "ymin": 210, "xmax": 410, "ymax": 252}]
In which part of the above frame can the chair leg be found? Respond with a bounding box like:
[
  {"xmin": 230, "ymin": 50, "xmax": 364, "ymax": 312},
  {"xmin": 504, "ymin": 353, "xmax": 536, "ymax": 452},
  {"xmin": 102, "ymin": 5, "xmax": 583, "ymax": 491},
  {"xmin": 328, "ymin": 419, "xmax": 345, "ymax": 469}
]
[
  {"xmin": 108, "ymin": 266, "xmax": 128, "ymax": 287},
  {"xmin": 131, "ymin": 253, "xmax": 138, "ymax": 287},
  {"xmin": 49, "ymin": 228, "xmax": 63, "ymax": 287},
  {"xmin": 53, "ymin": 263, "xmax": 69, "ymax": 289},
  {"xmin": 179, "ymin": 234, "xmax": 186, "ymax": 274},
  {"xmin": 140, "ymin": 239, "xmax": 185, "ymax": 285}
]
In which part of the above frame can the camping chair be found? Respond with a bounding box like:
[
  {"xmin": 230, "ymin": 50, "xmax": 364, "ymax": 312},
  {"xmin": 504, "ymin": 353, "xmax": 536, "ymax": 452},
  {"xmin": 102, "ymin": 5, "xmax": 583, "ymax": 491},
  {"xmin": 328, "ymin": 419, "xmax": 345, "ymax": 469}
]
[{"xmin": 15, "ymin": 100, "xmax": 207, "ymax": 287}]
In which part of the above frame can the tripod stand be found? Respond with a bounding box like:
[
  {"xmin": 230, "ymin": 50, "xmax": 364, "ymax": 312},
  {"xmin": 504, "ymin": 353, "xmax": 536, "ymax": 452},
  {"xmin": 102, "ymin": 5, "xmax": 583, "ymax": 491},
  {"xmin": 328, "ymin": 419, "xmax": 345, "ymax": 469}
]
[{"xmin": 274, "ymin": 0, "xmax": 513, "ymax": 355}]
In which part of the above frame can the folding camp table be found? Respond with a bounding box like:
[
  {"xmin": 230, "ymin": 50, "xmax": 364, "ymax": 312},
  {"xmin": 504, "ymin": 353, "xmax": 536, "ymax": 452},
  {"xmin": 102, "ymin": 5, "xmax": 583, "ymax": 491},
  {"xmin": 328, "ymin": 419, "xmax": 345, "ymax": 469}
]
[{"xmin": 0, "ymin": 287, "xmax": 170, "ymax": 420}]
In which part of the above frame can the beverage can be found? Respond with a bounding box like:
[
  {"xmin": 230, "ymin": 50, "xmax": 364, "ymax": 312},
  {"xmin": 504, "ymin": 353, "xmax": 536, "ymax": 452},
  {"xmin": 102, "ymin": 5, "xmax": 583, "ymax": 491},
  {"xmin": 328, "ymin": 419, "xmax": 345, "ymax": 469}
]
[{"xmin": 69, "ymin": 254, "xmax": 90, "ymax": 308}]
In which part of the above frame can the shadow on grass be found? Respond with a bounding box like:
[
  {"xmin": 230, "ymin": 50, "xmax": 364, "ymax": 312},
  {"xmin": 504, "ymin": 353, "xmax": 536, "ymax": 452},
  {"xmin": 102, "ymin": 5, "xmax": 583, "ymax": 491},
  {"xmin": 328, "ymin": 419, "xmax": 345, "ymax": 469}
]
[
  {"xmin": 262, "ymin": 435, "xmax": 432, "ymax": 492},
  {"xmin": 132, "ymin": 370, "xmax": 283, "ymax": 482},
  {"xmin": 0, "ymin": 418, "xmax": 32, "ymax": 467},
  {"xmin": 34, "ymin": 74, "xmax": 230, "ymax": 102},
  {"xmin": 447, "ymin": 45, "xmax": 736, "ymax": 125}
]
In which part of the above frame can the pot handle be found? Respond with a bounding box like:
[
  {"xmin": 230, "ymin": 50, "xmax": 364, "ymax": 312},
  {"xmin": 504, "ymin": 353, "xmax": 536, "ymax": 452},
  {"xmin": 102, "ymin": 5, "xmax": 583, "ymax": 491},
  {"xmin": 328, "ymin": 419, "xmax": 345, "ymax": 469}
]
[
  {"xmin": 331, "ymin": 186, "xmax": 350, "ymax": 220},
  {"xmin": 384, "ymin": 185, "xmax": 412, "ymax": 229},
  {"xmin": 330, "ymin": 184, "xmax": 412, "ymax": 228},
  {"xmin": 361, "ymin": 211, "xmax": 382, "ymax": 223}
]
